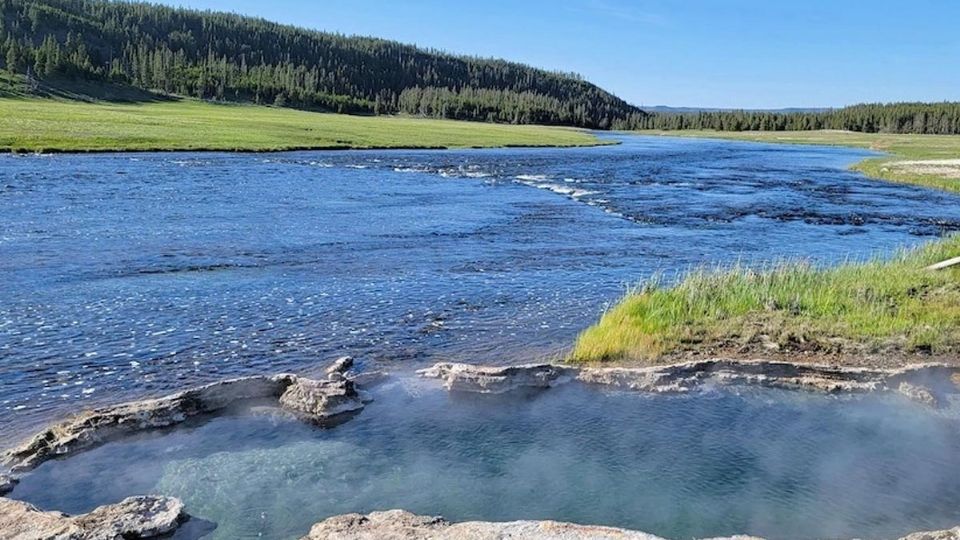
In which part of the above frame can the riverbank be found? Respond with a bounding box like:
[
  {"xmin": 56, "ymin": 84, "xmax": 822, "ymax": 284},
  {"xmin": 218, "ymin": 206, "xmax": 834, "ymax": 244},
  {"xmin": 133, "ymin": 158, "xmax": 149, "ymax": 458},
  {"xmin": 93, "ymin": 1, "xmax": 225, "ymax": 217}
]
[
  {"xmin": 573, "ymin": 234, "xmax": 960, "ymax": 367},
  {"xmin": 638, "ymin": 129, "xmax": 960, "ymax": 193},
  {"xmin": 0, "ymin": 97, "xmax": 605, "ymax": 152},
  {"xmin": 573, "ymin": 131, "xmax": 960, "ymax": 367}
]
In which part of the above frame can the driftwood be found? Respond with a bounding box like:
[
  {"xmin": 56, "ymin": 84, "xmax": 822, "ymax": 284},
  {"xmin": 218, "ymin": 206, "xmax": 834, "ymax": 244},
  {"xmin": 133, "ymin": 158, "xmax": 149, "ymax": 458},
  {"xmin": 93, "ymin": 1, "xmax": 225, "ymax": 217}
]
[{"xmin": 926, "ymin": 256, "xmax": 960, "ymax": 271}]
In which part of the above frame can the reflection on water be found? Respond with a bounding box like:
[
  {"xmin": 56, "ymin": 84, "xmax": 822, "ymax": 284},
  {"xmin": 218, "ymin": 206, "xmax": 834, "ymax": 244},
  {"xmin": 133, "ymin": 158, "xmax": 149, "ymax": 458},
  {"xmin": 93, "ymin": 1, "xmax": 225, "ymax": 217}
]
[
  {"xmin": 3, "ymin": 135, "xmax": 960, "ymax": 438},
  {"xmin": 10, "ymin": 379, "xmax": 960, "ymax": 540}
]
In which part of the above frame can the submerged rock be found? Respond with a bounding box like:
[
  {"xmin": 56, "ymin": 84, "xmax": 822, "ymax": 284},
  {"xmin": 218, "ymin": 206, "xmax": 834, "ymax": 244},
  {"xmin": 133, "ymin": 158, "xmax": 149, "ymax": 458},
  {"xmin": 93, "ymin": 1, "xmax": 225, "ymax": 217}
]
[
  {"xmin": 419, "ymin": 359, "xmax": 957, "ymax": 406},
  {"xmin": 417, "ymin": 363, "xmax": 576, "ymax": 394},
  {"xmin": 896, "ymin": 381, "xmax": 938, "ymax": 407},
  {"xmin": 0, "ymin": 495, "xmax": 184, "ymax": 539}
]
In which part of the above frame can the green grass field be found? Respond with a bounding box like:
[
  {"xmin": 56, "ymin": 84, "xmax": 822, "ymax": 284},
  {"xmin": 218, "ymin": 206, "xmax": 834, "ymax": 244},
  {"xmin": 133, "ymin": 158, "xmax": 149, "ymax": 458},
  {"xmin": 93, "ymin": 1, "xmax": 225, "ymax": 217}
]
[
  {"xmin": 573, "ymin": 130, "xmax": 960, "ymax": 366},
  {"xmin": 638, "ymin": 129, "xmax": 960, "ymax": 193},
  {"xmin": 0, "ymin": 97, "xmax": 604, "ymax": 152}
]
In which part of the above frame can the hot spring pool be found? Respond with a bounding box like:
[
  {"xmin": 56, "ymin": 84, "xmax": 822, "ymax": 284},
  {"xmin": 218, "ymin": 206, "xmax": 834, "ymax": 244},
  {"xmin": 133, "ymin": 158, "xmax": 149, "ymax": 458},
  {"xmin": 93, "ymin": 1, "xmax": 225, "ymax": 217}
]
[{"xmin": 9, "ymin": 377, "xmax": 960, "ymax": 540}]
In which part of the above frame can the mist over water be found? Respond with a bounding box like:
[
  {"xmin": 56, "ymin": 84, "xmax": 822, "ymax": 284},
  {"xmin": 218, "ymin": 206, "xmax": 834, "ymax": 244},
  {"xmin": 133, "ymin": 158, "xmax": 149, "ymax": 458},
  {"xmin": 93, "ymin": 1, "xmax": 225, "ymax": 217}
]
[
  {"xmin": 3, "ymin": 134, "xmax": 960, "ymax": 439},
  {"xmin": 10, "ymin": 379, "xmax": 960, "ymax": 540}
]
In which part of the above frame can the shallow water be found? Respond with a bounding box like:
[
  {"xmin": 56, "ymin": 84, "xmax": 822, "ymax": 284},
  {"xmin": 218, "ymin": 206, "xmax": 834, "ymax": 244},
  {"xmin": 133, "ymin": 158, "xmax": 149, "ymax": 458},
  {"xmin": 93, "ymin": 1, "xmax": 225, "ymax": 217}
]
[
  {"xmin": 10, "ymin": 379, "xmax": 960, "ymax": 540},
  {"xmin": 3, "ymin": 134, "xmax": 960, "ymax": 439}
]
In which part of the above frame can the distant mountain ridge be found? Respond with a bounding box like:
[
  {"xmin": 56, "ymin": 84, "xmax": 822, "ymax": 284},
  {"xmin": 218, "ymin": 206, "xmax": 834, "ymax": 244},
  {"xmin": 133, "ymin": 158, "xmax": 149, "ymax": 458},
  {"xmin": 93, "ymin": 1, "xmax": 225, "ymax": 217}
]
[{"xmin": 0, "ymin": 0, "xmax": 645, "ymax": 128}]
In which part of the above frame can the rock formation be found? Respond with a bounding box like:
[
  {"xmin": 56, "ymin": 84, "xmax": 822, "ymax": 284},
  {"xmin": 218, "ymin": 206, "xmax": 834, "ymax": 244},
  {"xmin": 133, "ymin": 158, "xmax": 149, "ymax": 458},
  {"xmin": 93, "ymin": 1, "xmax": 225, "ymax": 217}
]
[
  {"xmin": 302, "ymin": 510, "xmax": 960, "ymax": 540},
  {"xmin": 419, "ymin": 359, "xmax": 958, "ymax": 406},
  {"xmin": 0, "ymin": 473, "xmax": 16, "ymax": 496},
  {"xmin": 3, "ymin": 359, "xmax": 373, "ymax": 473},
  {"xmin": 303, "ymin": 509, "xmax": 668, "ymax": 539},
  {"xmin": 417, "ymin": 362, "xmax": 576, "ymax": 393},
  {"xmin": 899, "ymin": 526, "xmax": 960, "ymax": 540},
  {"xmin": 301, "ymin": 509, "xmax": 762, "ymax": 540},
  {"xmin": 279, "ymin": 358, "xmax": 371, "ymax": 425},
  {"xmin": 0, "ymin": 495, "xmax": 184, "ymax": 539}
]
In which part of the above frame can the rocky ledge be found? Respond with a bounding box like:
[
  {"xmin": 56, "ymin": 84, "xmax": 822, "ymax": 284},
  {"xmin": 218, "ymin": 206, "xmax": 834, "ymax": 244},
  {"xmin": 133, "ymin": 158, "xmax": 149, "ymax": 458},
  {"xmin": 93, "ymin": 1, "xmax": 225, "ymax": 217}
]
[
  {"xmin": 2, "ymin": 357, "xmax": 367, "ymax": 474},
  {"xmin": 302, "ymin": 510, "xmax": 744, "ymax": 540},
  {"xmin": 303, "ymin": 510, "xmax": 960, "ymax": 540},
  {"xmin": 0, "ymin": 495, "xmax": 184, "ymax": 540},
  {"xmin": 419, "ymin": 359, "xmax": 960, "ymax": 406}
]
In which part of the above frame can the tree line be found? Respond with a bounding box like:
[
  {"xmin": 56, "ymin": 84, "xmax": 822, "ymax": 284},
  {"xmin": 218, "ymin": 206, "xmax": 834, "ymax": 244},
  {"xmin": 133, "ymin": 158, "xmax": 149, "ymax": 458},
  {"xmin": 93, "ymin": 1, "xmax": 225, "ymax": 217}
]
[
  {"xmin": 615, "ymin": 102, "xmax": 960, "ymax": 135},
  {"xmin": 0, "ymin": 0, "xmax": 642, "ymax": 127}
]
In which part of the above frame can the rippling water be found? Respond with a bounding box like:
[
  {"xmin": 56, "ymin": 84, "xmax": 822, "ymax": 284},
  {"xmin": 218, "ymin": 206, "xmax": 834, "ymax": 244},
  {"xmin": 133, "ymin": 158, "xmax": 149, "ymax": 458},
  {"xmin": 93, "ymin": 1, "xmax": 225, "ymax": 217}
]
[
  {"xmin": 11, "ymin": 379, "xmax": 960, "ymax": 540},
  {"xmin": 3, "ymin": 134, "xmax": 960, "ymax": 439}
]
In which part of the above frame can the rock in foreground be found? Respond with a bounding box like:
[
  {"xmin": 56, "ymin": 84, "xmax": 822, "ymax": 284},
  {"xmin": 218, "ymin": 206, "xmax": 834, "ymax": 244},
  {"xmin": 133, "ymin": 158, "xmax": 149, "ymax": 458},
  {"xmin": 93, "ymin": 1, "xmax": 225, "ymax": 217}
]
[
  {"xmin": 303, "ymin": 510, "xmax": 960, "ymax": 540},
  {"xmin": 0, "ymin": 495, "xmax": 184, "ymax": 539},
  {"xmin": 302, "ymin": 510, "xmax": 764, "ymax": 540}
]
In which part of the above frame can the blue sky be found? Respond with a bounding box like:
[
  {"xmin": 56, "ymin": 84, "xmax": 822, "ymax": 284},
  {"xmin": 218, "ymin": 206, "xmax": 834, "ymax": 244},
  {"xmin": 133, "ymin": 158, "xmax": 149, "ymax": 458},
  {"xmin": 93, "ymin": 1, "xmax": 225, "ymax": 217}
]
[{"xmin": 154, "ymin": 0, "xmax": 959, "ymax": 109}]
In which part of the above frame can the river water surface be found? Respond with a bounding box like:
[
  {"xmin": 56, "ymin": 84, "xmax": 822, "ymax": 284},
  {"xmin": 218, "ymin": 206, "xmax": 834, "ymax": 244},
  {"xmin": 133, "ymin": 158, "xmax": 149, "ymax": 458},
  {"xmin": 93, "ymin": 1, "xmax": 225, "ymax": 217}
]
[{"xmin": 2, "ymin": 134, "xmax": 960, "ymax": 439}]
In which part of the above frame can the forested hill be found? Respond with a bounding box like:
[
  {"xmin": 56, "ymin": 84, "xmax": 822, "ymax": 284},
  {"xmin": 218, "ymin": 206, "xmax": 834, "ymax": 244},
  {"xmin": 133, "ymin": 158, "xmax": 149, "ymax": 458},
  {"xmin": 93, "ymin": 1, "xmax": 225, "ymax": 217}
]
[{"xmin": 0, "ymin": 0, "xmax": 644, "ymax": 128}]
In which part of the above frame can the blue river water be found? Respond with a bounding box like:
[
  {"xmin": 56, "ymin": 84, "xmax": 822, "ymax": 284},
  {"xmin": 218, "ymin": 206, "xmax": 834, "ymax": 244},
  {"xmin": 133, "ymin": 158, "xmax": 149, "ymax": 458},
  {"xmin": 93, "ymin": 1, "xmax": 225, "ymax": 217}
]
[{"xmin": 2, "ymin": 134, "xmax": 960, "ymax": 439}]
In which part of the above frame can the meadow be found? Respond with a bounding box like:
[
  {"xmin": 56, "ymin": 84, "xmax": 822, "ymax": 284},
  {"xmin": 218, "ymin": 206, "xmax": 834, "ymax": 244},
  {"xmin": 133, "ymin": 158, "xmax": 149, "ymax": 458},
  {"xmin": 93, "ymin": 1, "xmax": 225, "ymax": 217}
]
[{"xmin": 0, "ymin": 97, "xmax": 603, "ymax": 152}]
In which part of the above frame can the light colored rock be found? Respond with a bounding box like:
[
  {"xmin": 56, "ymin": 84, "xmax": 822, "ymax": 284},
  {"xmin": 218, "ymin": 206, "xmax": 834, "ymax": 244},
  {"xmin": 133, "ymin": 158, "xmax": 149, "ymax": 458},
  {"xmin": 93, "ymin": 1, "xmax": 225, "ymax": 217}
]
[
  {"xmin": 419, "ymin": 360, "xmax": 957, "ymax": 404},
  {"xmin": 417, "ymin": 363, "xmax": 576, "ymax": 394},
  {"xmin": 0, "ymin": 495, "xmax": 184, "ymax": 539},
  {"xmin": 0, "ymin": 473, "xmax": 16, "ymax": 496},
  {"xmin": 897, "ymin": 381, "xmax": 938, "ymax": 407},
  {"xmin": 302, "ymin": 510, "xmax": 765, "ymax": 540},
  {"xmin": 899, "ymin": 526, "xmax": 960, "ymax": 540},
  {"xmin": 326, "ymin": 356, "xmax": 355, "ymax": 377},
  {"xmin": 279, "ymin": 376, "xmax": 369, "ymax": 425},
  {"xmin": 2, "ymin": 374, "xmax": 296, "ymax": 473},
  {"xmin": 301, "ymin": 509, "xmax": 667, "ymax": 539}
]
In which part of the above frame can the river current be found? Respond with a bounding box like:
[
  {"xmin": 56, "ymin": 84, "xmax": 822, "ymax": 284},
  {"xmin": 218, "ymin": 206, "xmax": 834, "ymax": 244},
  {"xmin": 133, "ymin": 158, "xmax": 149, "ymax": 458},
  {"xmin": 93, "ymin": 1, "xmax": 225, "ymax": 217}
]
[{"xmin": 2, "ymin": 134, "xmax": 960, "ymax": 439}]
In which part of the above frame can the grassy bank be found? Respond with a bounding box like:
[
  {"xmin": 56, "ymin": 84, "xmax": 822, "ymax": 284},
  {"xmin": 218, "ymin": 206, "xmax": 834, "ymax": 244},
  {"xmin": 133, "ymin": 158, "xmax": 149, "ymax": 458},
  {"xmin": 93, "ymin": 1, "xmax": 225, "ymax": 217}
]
[
  {"xmin": 0, "ymin": 97, "xmax": 604, "ymax": 152},
  {"xmin": 638, "ymin": 130, "xmax": 960, "ymax": 193},
  {"xmin": 573, "ymin": 131, "xmax": 960, "ymax": 366},
  {"xmin": 571, "ymin": 235, "xmax": 960, "ymax": 365}
]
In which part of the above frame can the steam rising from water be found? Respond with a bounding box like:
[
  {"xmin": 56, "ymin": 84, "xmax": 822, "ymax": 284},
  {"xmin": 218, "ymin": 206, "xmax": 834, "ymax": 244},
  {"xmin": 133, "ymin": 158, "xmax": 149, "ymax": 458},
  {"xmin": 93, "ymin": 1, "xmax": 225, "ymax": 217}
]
[{"xmin": 10, "ymin": 380, "xmax": 960, "ymax": 540}]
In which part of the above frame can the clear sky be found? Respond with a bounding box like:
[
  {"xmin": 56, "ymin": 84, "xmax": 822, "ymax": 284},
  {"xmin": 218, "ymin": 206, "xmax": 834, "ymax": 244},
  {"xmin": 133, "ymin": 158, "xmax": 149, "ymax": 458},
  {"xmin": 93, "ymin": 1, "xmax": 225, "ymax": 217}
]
[{"xmin": 153, "ymin": 0, "xmax": 959, "ymax": 109}]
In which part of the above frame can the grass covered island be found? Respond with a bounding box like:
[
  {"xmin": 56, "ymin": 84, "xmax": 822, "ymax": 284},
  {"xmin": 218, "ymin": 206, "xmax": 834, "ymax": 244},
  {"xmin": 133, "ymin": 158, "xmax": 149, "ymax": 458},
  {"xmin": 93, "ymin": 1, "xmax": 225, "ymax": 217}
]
[
  {"xmin": 0, "ymin": 97, "xmax": 605, "ymax": 153},
  {"xmin": 573, "ymin": 131, "xmax": 960, "ymax": 367}
]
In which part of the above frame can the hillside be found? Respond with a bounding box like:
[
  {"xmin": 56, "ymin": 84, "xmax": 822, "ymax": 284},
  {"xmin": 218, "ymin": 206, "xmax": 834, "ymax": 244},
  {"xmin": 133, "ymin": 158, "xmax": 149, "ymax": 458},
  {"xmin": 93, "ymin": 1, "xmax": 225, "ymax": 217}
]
[{"xmin": 0, "ymin": 0, "xmax": 644, "ymax": 128}]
